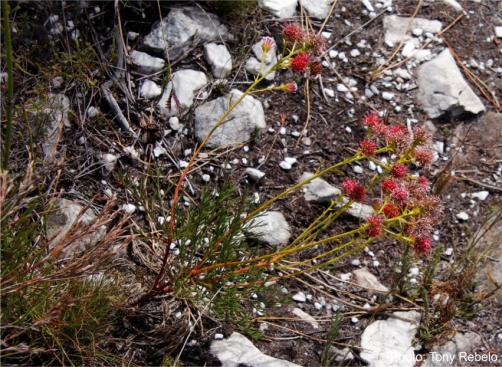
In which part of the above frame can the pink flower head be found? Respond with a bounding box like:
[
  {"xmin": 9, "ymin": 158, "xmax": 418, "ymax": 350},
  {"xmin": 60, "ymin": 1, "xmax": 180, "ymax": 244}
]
[
  {"xmin": 391, "ymin": 185, "xmax": 409, "ymax": 204},
  {"xmin": 342, "ymin": 179, "xmax": 366, "ymax": 202},
  {"xmin": 412, "ymin": 145, "xmax": 435, "ymax": 169},
  {"xmin": 360, "ymin": 139, "xmax": 377, "ymax": 156},
  {"xmin": 386, "ymin": 125, "xmax": 411, "ymax": 153},
  {"xmin": 309, "ymin": 61, "xmax": 323, "ymax": 76},
  {"xmin": 381, "ymin": 179, "xmax": 398, "ymax": 193},
  {"xmin": 284, "ymin": 81, "xmax": 298, "ymax": 93},
  {"xmin": 391, "ymin": 163, "xmax": 407, "ymax": 178},
  {"xmin": 383, "ymin": 203, "xmax": 399, "ymax": 218},
  {"xmin": 260, "ymin": 36, "xmax": 276, "ymax": 52},
  {"xmin": 362, "ymin": 112, "xmax": 382, "ymax": 127},
  {"xmin": 291, "ymin": 52, "xmax": 311, "ymax": 72},
  {"xmin": 282, "ymin": 23, "xmax": 304, "ymax": 43},
  {"xmin": 414, "ymin": 236, "xmax": 431, "ymax": 254},
  {"xmin": 412, "ymin": 126, "xmax": 432, "ymax": 146},
  {"xmin": 305, "ymin": 33, "xmax": 327, "ymax": 55},
  {"xmin": 366, "ymin": 215, "xmax": 384, "ymax": 237}
]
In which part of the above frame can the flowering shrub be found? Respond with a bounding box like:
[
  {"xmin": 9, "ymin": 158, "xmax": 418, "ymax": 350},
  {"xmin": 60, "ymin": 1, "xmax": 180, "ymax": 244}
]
[
  {"xmin": 355, "ymin": 112, "xmax": 443, "ymax": 254},
  {"xmin": 149, "ymin": 23, "xmax": 442, "ymax": 301}
]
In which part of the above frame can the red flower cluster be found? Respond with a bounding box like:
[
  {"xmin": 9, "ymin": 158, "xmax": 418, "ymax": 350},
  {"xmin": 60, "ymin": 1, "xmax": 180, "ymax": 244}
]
[
  {"xmin": 383, "ymin": 203, "xmax": 399, "ymax": 218},
  {"xmin": 291, "ymin": 52, "xmax": 311, "ymax": 72},
  {"xmin": 342, "ymin": 179, "xmax": 366, "ymax": 202},
  {"xmin": 381, "ymin": 179, "xmax": 398, "ymax": 193},
  {"xmin": 362, "ymin": 112, "xmax": 382, "ymax": 127},
  {"xmin": 391, "ymin": 163, "xmax": 407, "ymax": 178},
  {"xmin": 282, "ymin": 23, "xmax": 304, "ymax": 43},
  {"xmin": 414, "ymin": 236, "xmax": 431, "ymax": 254},
  {"xmin": 360, "ymin": 139, "xmax": 377, "ymax": 156},
  {"xmin": 309, "ymin": 61, "xmax": 323, "ymax": 76},
  {"xmin": 366, "ymin": 215, "xmax": 384, "ymax": 237}
]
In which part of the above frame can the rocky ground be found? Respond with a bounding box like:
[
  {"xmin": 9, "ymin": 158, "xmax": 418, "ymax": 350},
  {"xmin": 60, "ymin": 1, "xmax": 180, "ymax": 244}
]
[{"xmin": 3, "ymin": 0, "xmax": 502, "ymax": 366}]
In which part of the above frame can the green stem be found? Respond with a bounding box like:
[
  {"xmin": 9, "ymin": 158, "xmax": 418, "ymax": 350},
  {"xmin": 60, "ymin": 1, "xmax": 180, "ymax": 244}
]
[{"xmin": 2, "ymin": 0, "xmax": 14, "ymax": 171}]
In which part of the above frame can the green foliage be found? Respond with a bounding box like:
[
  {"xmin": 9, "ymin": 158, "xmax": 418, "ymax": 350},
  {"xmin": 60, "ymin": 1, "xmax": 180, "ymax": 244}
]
[
  {"xmin": 321, "ymin": 311, "xmax": 343, "ymax": 367},
  {"xmin": 0, "ymin": 163, "xmax": 128, "ymax": 365}
]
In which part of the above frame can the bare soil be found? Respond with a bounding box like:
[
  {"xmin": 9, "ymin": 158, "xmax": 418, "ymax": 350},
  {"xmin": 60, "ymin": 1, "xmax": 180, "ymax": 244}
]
[{"xmin": 4, "ymin": 0, "xmax": 502, "ymax": 366}]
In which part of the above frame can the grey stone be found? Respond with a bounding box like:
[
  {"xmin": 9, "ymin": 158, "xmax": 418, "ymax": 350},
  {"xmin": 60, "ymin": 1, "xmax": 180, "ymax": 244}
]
[
  {"xmin": 299, "ymin": 172, "xmax": 342, "ymax": 204},
  {"xmin": 416, "ymin": 48, "xmax": 485, "ymax": 118},
  {"xmin": 211, "ymin": 332, "xmax": 301, "ymax": 367},
  {"xmin": 46, "ymin": 199, "xmax": 107, "ymax": 258},
  {"xmin": 194, "ymin": 89, "xmax": 266, "ymax": 148},
  {"xmin": 204, "ymin": 43, "xmax": 232, "ymax": 78},
  {"xmin": 140, "ymin": 80, "xmax": 162, "ymax": 99},
  {"xmin": 247, "ymin": 211, "xmax": 291, "ymax": 246},
  {"xmin": 31, "ymin": 94, "xmax": 70, "ymax": 161},
  {"xmin": 383, "ymin": 15, "xmax": 442, "ymax": 47},
  {"xmin": 345, "ymin": 200, "xmax": 375, "ymax": 220},
  {"xmin": 353, "ymin": 267, "xmax": 389, "ymax": 294},
  {"xmin": 130, "ymin": 50, "xmax": 165, "ymax": 74},
  {"xmin": 422, "ymin": 332, "xmax": 482, "ymax": 367},
  {"xmin": 158, "ymin": 69, "xmax": 207, "ymax": 118},
  {"xmin": 258, "ymin": 0, "xmax": 298, "ymax": 18},
  {"xmin": 245, "ymin": 168, "xmax": 266, "ymax": 181},
  {"xmin": 474, "ymin": 212, "xmax": 502, "ymax": 305},
  {"xmin": 142, "ymin": 7, "xmax": 232, "ymax": 60},
  {"xmin": 245, "ymin": 40, "xmax": 278, "ymax": 81},
  {"xmin": 299, "ymin": 0, "xmax": 335, "ymax": 20},
  {"xmin": 360, "ymin": 311, "xmax": 421, "ymax": 367}
]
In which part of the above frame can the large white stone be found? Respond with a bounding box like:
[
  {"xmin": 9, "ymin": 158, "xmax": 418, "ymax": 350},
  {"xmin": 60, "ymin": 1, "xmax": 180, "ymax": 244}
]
[
  {"xmin": 299, "ymin": 0, "xmax": 335, "ymax": 20},
  {"xmin": 416, "ymin": 48, "xmax": 485, "ymax": 118},
  {"xmin": 194, "ymin": 89, "xmax": 265, "ymax": 148},
  {"xmin": 158, "ymin": 69, "xmax": 207, "ymax": 117},
  {"xmin": 258, "ymin": 0, "xmax": 298, "ymax": 18},
  {"xmin": 142, "ymin": 7, "xmax": 232, "ymax": 60},
  {"xmin": 360, "ymin": 311, "xmax": 421, "ymax": 367},
  {"xmin": 383, "ymin": 15, "xmax": 442, "ymax": 46},
  {"xmin": 211, "ymin": 332, "xmax": 301, "ymax": 367},
  {"xmin": 140, "ymin": 80, "xmax": 162, "ymax": 99},
  {"xmin": 247, "ymin": 211, "xmax": 291, "ymax": 246},
  {"xmin": 130, "ymin": 50, "xmax": 165, "ymax": 74},
  {"xmin": 299, "ymin": 172, "xmax": 341, "ymax": 204},
  {"xmin": 204, "ymin": 43, "xmax": 232, "ymax": 78}
]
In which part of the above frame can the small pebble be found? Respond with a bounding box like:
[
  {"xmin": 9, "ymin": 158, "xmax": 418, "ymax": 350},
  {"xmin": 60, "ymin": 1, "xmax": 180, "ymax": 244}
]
[
  {"xmin": 495, "ymin": 26, "xmax": 502, "ymax": 38},
  {"xmin": 291, "ymin": 131, "xmax": 301, "ymax": 137},
  {"xmin": 292, "ymin": 292, "xmax": 306, "ymax": 302},
  {"xmin": 353, "ymin": 165, "xmax": 363, "ymax": 174},
  {"xmin": 351, "ymin": 259, "xmax": 361, "ymax": 266},
  {"xmin": 214, "ymin": 333, "xmax": 224, "ymax": 340},
  {"xmin": 337, "ymin": 84, "xmax": 349, "ymax": 92},
  {"xmin": 122, "ymin": 204, "xmax": 136, "ymax": 213},
  {"xmin": 382, "ymin": 92, "xmax": 394, "ymax": 101},
  {"xmin": 329, "ymin": 50, "xmax": 339, "ymax": 58},
  {"xmin": 456, "ymin": 211, "xmax": 469, "ymax": 221},
  {"xmin": 368, "ymin": 161, "xmax": 377, "ymax": 171},
  {"xmin": 471, "ymin": 191, "xmax": 489, "ymax": 201},
  {"xmin": 350, "ymin": 49, "xmax": 361, "ymax": 57},
  {"xmin": 345, "ymin": 126, "xmax": 352, "ymax": 133},
  {"xmin": 169, "ymin": 117, "xmax": 180, "ymax": 131},
  {"xmin": 284, "ymin": 157, "xmax": 297, "ymax": 165},
  {"xmin": 444, "ymin": 248, "xmax": 454, "ymax": 256},
  {"xmin": 314, "ymin": 302, "xmax": 322, "ymax": 310},
  {"xmin": 323, "ymin": 88, "xmax": 335, "ymax": 98},
  {"xmin": 351, "ymin": 317, "xmax": 359, "ymax": 324},
  {"xmin": 202, "ymin": 174, "xmax": 210, "ymax": 182},
  {"xmin": 280, "ymin": 161, "xmax": 292, "ymax": 170}
]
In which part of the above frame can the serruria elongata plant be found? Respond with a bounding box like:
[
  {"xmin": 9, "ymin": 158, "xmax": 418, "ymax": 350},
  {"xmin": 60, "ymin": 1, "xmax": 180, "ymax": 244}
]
[
  {"xmin": 148, "ymin": 24, "xmax": 443, "ymax": 295},
  {"xmin": 149, "ymin": 24, "xmax": 327, "ymax": 295}
]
